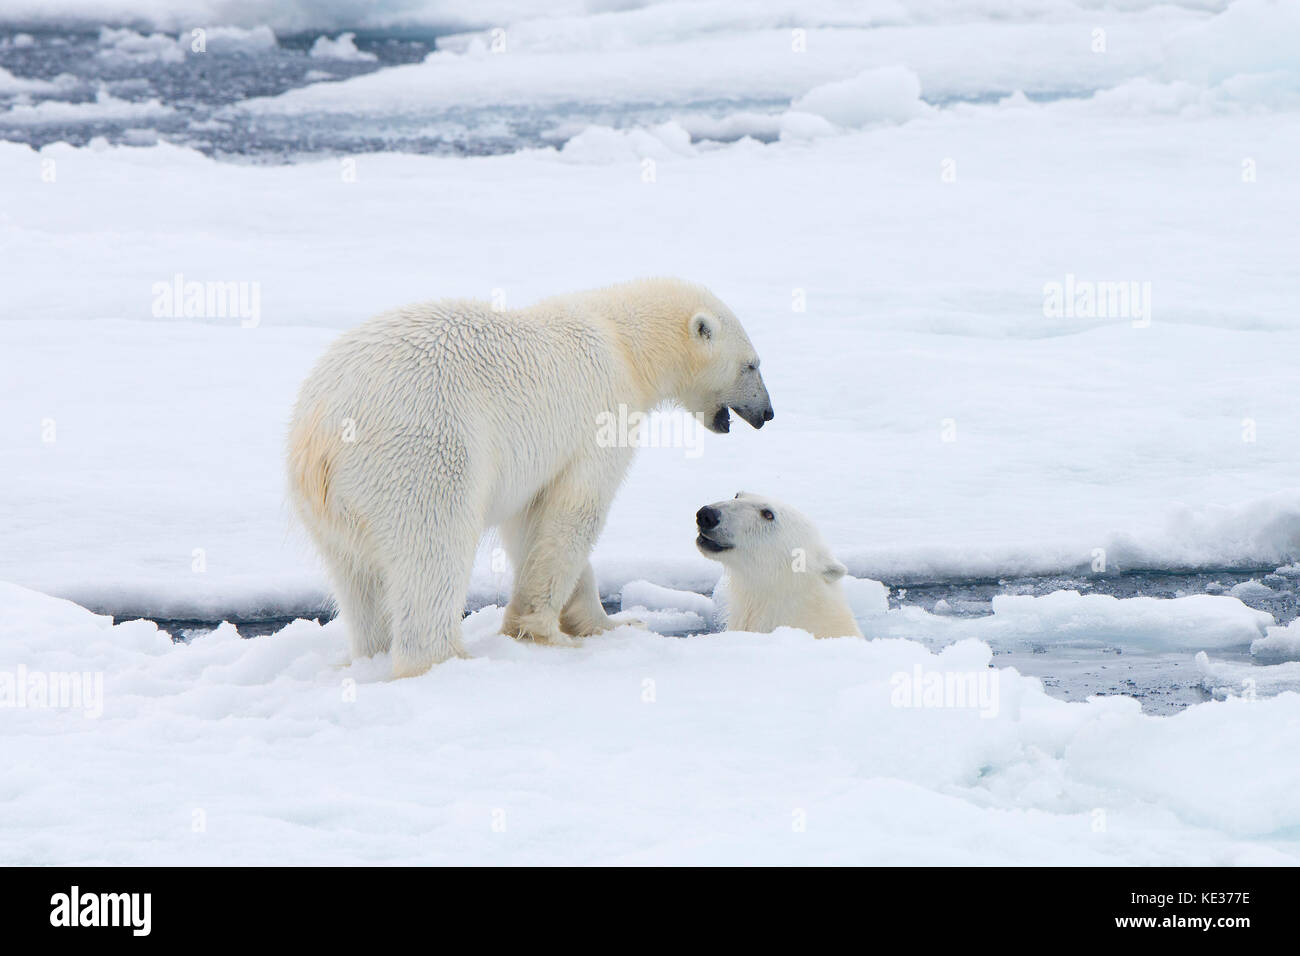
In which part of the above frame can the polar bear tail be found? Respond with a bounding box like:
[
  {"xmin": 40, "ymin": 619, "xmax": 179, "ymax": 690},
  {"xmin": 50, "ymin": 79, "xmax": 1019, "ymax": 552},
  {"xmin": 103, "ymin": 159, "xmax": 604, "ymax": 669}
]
[{"xmin": 286, "ymin": 401, "xmax": 336, "ymax": 525}]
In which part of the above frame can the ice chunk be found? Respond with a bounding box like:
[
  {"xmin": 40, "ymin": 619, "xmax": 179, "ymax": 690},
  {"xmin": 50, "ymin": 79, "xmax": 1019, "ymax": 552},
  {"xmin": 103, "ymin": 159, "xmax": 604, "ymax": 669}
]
[
  {"xmin": 842, "ymin": 576, "xmax": 889, "ymax": 619},
  {"xmin": 1196, "ymin": 651, "xmax": 1300, "ymax": 700},
  {"xmin": 309, "ymin": 33, "xmax": 377, "ymax": 63},
  {"xmin": 1252, "ymin": 619, "xmax": 1300, "ymax": 662},
  {"xmin": 619, "ymin": 579, "xmax": 714, "ymax": 619},
  {"xmin": 1229, "ymin": 579, "xmax": 1275, "ymax": 601}
]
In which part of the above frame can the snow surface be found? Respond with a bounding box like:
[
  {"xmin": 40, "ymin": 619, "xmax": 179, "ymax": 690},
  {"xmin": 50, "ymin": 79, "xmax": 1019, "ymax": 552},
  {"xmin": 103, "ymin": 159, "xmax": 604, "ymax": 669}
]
[{"xmin": 3, "ymin": 580, "xmax": 1297, "ymax": 865}]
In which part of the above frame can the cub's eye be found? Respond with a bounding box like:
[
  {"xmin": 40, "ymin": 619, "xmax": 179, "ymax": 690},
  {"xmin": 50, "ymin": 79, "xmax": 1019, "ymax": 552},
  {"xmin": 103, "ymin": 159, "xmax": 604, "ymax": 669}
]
[
  {"xmin": 760, "ymin": 509, "xmax": 775, "ymax": 521},
  {"xmin": 745, "ymin": 363, "xmax": 757, "ymax": 372}
]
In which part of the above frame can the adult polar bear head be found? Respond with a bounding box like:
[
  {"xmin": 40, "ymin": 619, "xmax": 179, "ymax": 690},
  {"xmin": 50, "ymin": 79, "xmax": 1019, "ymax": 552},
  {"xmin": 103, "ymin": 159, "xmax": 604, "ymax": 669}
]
[
  {"xmin": 695, "ymin": 491, "xmax": 863, "ymax": 639},
  {"xmin": 589, "ymin": 278, "xmax": 773, "ymax": 434},
  {"xmin": 679, "ymin": 295, "xmax": 773, "ymax": 434}
]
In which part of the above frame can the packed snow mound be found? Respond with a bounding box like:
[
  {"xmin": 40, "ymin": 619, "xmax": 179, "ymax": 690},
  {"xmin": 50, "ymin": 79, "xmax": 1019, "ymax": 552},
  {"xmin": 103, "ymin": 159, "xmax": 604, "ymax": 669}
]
[
  {"xmin": 791, "ymin": 66, "xmax": 930, "ymax": 128},
  {"xmin": 1076, "ymin": 74, "xmax": 1300, "ymax": 117},
  {"xmin": 1, "ymin": 579, "xmax": 1297, "ymax": 865},
  {"xmin": 1163, "ymin": 0, "xmax": 1300, "ymax": 87},
  {"xmin": 557, "ymin": 121, "xmax": 693, "ymax": 163},
  {"xmin": 777, "ymin": 110, "xmax": 838, "ymax": 141}
]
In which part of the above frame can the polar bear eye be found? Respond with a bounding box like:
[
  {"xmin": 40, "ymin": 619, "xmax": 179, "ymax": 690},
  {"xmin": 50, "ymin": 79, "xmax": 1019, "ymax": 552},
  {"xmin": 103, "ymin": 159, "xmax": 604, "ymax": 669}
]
[{"xmin": 760, "ymin": 509, "xmax": 775, "ymax": 521}]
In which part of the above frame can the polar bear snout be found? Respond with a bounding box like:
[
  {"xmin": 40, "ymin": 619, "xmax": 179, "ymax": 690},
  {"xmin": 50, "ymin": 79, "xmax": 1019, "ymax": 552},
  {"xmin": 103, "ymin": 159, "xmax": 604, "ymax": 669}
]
[
  {"xmin": 729, "ymin": 367, "xmax": 774, "ymax": 430},
  {"xmin": 732, "ymin": 400, "xmax": 774, "ymax": 430},
  {"xmin": 696, "ymin": 505, "xmax": 734, "ymax": 553}
]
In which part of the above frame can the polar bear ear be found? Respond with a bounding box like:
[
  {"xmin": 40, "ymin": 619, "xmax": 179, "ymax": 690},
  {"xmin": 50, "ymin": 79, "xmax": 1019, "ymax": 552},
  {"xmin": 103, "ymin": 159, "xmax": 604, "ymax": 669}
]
[
  {"xmin": 821, "ymin": 558, "xmax": 848, "ymax": 582},
  {"xmin": 690, "ymin": 312, "xmax": 716, "ymax": 342}
]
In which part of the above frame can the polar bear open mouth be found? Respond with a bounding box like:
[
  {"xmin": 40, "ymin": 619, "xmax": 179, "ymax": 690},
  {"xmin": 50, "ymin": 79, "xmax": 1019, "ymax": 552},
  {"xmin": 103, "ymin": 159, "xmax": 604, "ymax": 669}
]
[{"xmin": 696, "ymin": 533, "xmax": 733, "ymax": 553}]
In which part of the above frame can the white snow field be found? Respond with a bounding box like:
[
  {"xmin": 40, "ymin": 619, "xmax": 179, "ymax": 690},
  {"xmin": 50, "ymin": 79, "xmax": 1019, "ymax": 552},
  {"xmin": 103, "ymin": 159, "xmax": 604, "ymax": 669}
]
[
  {"xmin": 6, "ymin": 96, "xmax": 1300, "ymax": 613},
  {"xmin": 3, "ymin": 0, "xmax": 1300, "ymax": 863},
  {"xmin": 3, "ymin": 580, "xmax": 1299, "ymax": 865}
]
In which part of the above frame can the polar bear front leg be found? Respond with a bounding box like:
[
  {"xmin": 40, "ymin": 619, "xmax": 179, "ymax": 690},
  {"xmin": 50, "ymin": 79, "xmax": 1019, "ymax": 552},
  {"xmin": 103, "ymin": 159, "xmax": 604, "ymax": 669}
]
[
  {"xmin": 559, "ymin": 562, "xmax": 615, "ymax": 637},
  {"xmin": 560, "ymin": 562, "xmax": 643, "ymax": 636},
  {"xmin": 502, "ymin": 531, "xmax": 589, "ymax": 648},
  {"xmin": 502, "ymin": 465, "xmax": 618, "ymax": 647}
]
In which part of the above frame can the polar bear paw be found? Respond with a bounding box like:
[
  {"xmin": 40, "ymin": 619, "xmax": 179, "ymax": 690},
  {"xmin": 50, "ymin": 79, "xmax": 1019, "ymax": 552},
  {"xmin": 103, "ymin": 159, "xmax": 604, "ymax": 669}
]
[
  {"xmin": 604, "ymin": 612, "xmax": 646, "ymax": 631},
  {"xmin": 513, "ymin": 628, "xmax": 582, "ymax": 648},
  {"xmin": 503, "ymin": 610, "xmax": 582, "ymax": 648},
  {"xmin": 560, "ymin": 610, "xmax": 645, "ymax": 637},
  {"xmin": 390, "ymin": 641, "xmax": 470, "ymax": 679}
]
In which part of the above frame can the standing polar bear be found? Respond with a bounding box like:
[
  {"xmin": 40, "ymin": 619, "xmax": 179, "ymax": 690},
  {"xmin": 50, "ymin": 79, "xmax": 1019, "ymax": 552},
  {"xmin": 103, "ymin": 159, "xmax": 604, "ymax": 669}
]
[
  {"xmin": 696, "ymin": 492, "xmax": 862, "ymax": 638},
  {"xmin": 288, "ymin": 278, "xmax": 773, "ymax": 677}
]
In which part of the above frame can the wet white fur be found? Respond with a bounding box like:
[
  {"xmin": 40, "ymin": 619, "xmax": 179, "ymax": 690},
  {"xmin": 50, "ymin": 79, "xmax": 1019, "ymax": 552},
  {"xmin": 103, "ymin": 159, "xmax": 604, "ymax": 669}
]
[
  {"xmin": 698, "ymin": 492, "xmax": 862, "ymax": 639},
  {"xmin": 287, "ymin": 278, "xmax": 768, "ymax": 677}
]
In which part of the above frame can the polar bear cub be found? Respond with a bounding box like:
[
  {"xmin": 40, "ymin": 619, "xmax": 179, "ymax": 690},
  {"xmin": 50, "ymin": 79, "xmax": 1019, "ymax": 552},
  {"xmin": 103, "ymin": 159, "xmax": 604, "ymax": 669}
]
[
  {"xmin": 696, "ymin": 492, "xmax": 862, "ymax": 638},
  {"xmin": 288, "ymin": 278, "xmax": 773, "ymax": 678}
]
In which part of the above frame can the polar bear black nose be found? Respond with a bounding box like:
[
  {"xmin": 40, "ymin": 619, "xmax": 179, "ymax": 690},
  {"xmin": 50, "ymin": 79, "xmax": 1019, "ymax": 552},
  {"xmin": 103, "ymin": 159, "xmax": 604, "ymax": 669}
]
[
  {"xmin": 696, "ymin": 506, "xmax": 720, "ymax": 530},
  {"xmin": 762, "ymin": 407, "xmax": 774, "ymax": 422}
]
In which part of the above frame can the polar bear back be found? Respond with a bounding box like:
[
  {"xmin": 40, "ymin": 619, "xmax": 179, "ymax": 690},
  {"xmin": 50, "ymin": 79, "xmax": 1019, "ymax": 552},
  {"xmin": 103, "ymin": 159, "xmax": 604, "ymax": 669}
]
[{"xmin": 294, "ymin": 298, "xmax": 627, "ymax": 526}]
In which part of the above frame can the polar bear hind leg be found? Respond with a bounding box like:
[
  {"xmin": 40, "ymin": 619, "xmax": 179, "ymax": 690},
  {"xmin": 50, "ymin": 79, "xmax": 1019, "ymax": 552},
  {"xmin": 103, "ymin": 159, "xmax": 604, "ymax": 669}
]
[
  {"xmin": 374, "ymin": 448, "xmax": 486, "ymax": 677},
  {"xmin": 324, "ymin": 548, "xmax": 393, "ymax": 659},
  {"xmin": 384, "ymin": 512, "xmax": 478, "ymax": 676}
]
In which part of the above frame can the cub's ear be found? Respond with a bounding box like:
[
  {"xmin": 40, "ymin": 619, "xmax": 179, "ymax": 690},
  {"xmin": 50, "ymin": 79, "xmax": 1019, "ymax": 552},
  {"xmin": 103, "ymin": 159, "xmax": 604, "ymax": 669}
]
[
  {"xmin": 821, "ymin": 558, "xmax": 848, "ymax": 582},
  {"xmin": 690, "ymin": 312, "xmax": 716, "ymax": 342}
]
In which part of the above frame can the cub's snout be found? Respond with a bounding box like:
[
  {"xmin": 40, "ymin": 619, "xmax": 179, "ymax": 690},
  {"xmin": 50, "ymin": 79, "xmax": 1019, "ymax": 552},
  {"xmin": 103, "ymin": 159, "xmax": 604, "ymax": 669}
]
[{"xmin": 695, "ymin": 502, "xmax": 731, "ymax": 554}]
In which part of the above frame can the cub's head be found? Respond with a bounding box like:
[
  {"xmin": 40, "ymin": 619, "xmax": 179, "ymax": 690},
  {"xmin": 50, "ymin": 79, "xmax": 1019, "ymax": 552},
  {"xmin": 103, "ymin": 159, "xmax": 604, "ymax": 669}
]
[
  {"xmin": 678, "ymin": 292, "xmax": 773, "ymax": 434},
  {"xmin": 695, "ymin": 491, "xmax": 847, "ymax": 583}
]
